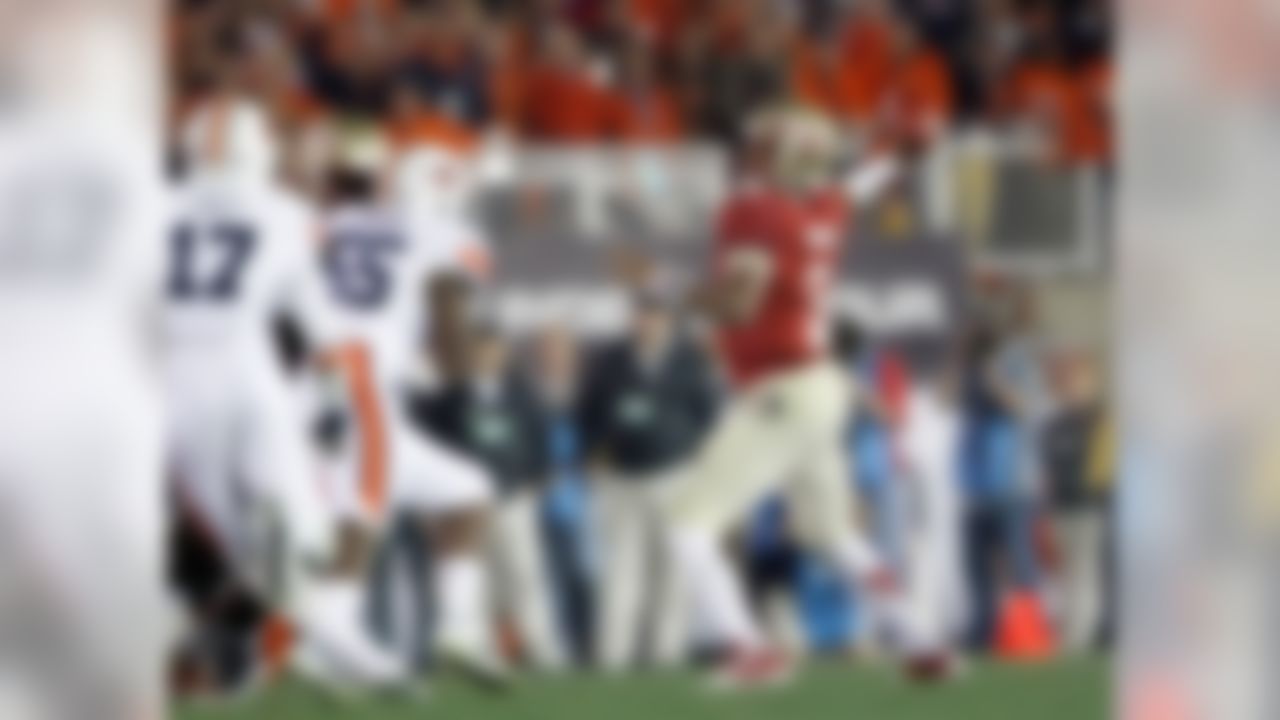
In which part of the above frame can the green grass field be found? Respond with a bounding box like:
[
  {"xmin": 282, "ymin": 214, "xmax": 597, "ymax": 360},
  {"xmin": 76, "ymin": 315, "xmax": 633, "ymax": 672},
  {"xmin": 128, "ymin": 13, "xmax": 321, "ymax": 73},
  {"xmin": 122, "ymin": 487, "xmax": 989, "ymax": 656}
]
[{"xmin": 178, "ymin": 656, "xmax": 1108, "ymax": 720}]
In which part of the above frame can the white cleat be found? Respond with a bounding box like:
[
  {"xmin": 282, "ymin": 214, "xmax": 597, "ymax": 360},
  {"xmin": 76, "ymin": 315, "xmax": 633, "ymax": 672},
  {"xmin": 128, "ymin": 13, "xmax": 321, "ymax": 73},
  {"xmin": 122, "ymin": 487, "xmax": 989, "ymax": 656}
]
[
  {"xmin": 435, "ymin": 640, "xmax": 512, "ymax": 693},
  {"xmin": 292, "ymin": 622, "xmax": 416, "ymax": 698}
]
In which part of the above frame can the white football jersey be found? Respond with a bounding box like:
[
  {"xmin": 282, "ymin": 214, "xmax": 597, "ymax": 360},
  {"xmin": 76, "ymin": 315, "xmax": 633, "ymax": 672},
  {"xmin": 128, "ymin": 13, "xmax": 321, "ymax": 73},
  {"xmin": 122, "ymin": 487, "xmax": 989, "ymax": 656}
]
[
  {"xmin": 0, "ymin": 116, "xmax": 163, "ymax": 404},
  {"xmin": 318, "ymin": 203, "xmax": 491, "ymax": 389},
  {"xmin": 165, "ymin": 176, "xmax": 329, "ymax": 358}
]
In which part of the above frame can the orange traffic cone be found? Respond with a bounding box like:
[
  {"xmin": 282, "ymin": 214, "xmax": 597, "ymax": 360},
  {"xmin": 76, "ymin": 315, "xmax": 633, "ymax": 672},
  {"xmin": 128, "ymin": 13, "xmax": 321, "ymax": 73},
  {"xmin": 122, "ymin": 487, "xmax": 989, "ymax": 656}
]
[{"xmin": 993, "ymin": 590, "xmax": 1056, "ymax": 661}]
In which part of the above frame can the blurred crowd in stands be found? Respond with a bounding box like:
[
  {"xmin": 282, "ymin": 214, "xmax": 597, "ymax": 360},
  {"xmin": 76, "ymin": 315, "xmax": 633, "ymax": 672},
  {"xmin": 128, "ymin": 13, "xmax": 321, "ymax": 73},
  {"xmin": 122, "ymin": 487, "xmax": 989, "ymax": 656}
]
[{"xmin": 174, "ymin": 0, "xmax": 1111, "ymax": 166}]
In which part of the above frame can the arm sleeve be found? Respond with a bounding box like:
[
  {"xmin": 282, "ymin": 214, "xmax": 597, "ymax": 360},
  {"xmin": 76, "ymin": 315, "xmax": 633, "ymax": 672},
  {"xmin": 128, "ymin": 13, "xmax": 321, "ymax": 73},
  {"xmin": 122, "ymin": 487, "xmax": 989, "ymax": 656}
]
[{"xmin": 842, "ymin": 155, "xmax": 902, "ymax": 206}]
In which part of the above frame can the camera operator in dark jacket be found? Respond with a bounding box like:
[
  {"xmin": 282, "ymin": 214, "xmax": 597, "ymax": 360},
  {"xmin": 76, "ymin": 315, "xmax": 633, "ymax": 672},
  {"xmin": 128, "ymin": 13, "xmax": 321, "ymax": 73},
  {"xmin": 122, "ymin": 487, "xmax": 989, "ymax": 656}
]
[
  {"xmin": 410, "ymin": 315, "xmax": 567, "ymax": 671},
  {"xmin": 578, "ymin": 287, "xmax": 721, "ymax": 671}
]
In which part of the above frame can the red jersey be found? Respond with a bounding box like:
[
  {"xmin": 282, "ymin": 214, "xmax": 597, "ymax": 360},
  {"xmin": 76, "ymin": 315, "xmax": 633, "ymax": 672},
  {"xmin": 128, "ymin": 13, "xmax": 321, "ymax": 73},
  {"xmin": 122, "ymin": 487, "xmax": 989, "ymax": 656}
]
[{"xmin": 713, "ymin": 186, "xmax": 850, "ymax": 387}]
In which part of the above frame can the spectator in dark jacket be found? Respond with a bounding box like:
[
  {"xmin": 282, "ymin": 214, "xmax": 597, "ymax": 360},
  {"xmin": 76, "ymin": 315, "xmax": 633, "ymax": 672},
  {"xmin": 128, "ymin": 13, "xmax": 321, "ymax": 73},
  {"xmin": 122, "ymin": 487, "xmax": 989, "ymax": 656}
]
[
  {"xmin": 410, "ymin": 320, "xmax": 567, "ymax": 671},
  {"xmin": 579, "ymin": 287, "xmax": 720, "ymax": 671}
]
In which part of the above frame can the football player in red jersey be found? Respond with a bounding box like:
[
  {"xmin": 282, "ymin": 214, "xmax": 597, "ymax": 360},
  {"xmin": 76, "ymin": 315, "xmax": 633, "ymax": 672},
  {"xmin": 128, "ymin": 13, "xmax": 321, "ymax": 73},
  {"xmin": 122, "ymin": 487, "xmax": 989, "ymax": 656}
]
[{"xmin": 667, "ymin": 106, "xmax": 905, "ymax": 689}]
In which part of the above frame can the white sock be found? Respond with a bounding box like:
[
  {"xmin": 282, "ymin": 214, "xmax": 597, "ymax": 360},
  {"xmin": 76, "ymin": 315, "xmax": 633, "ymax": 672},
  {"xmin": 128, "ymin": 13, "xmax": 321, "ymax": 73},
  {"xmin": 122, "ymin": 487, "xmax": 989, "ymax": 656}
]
[
  {"xmin": 671, "ymin": 527, "xmax": 763, "ymax": 652},
  {"xmin": 298, "ymin": 577, "xmax": 364, "ymax": 634},
  {"xmin": 829, "ymin": 533, "xmax": 901, "ymax": 646},
  {"xmin": 294, "ymin": 577, "xmax": 407, "ymax": 682},
  {"xmin": 434, "ymin": 554, "xmax": 492, "ymax": 655}
]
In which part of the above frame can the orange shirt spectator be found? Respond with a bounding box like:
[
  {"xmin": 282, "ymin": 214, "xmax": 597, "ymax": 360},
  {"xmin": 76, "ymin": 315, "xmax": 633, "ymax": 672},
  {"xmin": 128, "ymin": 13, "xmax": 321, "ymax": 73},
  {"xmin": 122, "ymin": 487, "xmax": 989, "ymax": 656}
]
[
  {"xmin": 1072, "ymin": 58, "xmax": 1112, "ymax": 165},
  {"xmin": 520, "ymin": 25, "xmax": 613, "ymax": 141},
  {"xmin": 628, "ymin": 0, "xmax": 687, "ymax": 46},
  {"xmin": 521, "ymin": 66, "xmax": 613, "ymax": 141},
  {"xmin": 838, "ymin": 11, "xmax": 895, "ymax": 122},
  {"xmin": 878, "ymin": 48, "xmax": 953, "ymax": 144},
  {"xmin": 790, "ymin": 23, "xmax": 891, "ymax": 126},
  {"xmin": 790, "ymin": 39, "xmax": 849, "ymax": 118},
  {"xmin": 999, "ymin": 59, "xmax": 1092, "ymax": 166}
]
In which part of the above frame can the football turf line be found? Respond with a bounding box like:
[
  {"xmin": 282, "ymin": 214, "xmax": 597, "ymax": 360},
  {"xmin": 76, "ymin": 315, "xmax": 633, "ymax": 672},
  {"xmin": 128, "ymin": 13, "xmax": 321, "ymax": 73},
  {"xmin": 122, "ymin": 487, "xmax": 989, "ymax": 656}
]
[{"xmin": 177, "ymin": 656, "xmax": 1108, "ymax": 720}]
